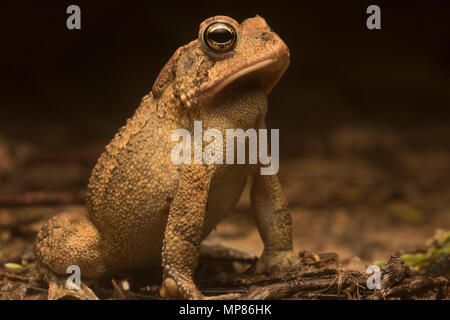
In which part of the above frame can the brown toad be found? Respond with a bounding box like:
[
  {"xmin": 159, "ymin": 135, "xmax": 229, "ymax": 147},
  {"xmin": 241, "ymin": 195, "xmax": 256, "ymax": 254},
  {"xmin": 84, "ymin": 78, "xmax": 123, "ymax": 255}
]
[{"xmin": 35, "ymin": 15, "xmax": 299, "ymax": 299}]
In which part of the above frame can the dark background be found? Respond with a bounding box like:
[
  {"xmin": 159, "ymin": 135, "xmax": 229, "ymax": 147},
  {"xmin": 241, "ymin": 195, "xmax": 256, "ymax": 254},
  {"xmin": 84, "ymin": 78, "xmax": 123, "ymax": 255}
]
[
  {"xmin": 0, "ymin": 1, "xmax": 450, "ymax": 290},
  {"xmin": 1, "ymin": 1, "xmax": 449, "ymax": 154}
]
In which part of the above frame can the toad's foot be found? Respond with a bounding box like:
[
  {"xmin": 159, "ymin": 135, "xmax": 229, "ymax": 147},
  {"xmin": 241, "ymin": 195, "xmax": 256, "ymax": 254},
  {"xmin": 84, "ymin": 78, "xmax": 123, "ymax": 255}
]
[
  {"xmin": 159, "ymin": 271, "xmax": 241, "ymax": 300},
  {"xmin": 253, "ymin": 250, "xmax": 302, "ymax": 274},
  {"xmin": 158, "ymin": 244, "xmax": 251, "ymax": 300},
  {"xmin": 44, "ymin": 268, "xmax": 99, "ymax": 300}
]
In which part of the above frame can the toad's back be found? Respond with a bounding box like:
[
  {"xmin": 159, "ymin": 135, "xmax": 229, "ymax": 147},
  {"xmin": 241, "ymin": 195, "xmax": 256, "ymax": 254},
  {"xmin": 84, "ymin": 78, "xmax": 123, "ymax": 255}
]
[{"xmin": 85, "ymin": 97, "xmax": 179, "ymax": 258}]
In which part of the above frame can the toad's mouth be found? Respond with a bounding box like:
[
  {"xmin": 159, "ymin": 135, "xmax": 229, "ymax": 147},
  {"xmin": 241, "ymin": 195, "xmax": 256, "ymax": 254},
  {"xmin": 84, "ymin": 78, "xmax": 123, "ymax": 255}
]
[{"xmin": 209, "ymin": 58, "xmax": 289, "ymax": 97}]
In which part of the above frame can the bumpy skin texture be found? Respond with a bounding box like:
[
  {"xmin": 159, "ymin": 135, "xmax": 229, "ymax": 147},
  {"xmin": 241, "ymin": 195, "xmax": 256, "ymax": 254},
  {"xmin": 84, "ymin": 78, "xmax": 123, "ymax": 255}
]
[{"xmin": 35, "ymin": 15, "xmax": 299, "ymax": 299}]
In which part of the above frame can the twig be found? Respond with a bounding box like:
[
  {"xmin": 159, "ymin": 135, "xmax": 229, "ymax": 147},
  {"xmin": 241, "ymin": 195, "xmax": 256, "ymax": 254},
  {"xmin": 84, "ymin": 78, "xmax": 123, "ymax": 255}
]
[
  {"xmin": 29, "ymin": 146, "xmax": 103, "ymax": 165},
  {"xmin": 310, "ymin": 272, "xmax": 340, "ymax": 299},
  {"xmin": 111, "ymin": 279, "xmax": 127, "ymax": 300},
  {"xmin": 0, "ymin": 270, "xmax": 35, "ymax": 282},
  {"xmin": 0, "ymin": 190, "xmax": 85, "ymax": 207},
  {"xmin": 383, "ymin": 276, "xmax": 448, "ymax": 298},
  {"xmin": 243, "ymin": 272, "xmax": 366, "ymax": 300},
  {"xmin": 208, "ymin": 268, "xmax": 339, "ymax": 289},
  {"xmin": 27, "ymin": 286, "xmax": 50, "ymax": 293}
]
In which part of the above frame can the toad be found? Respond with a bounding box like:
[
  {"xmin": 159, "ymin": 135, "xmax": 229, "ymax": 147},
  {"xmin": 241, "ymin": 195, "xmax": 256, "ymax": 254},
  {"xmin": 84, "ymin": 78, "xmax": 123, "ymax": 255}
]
[{"xmin": 35, "ymin": 15, "xmax": 300, "ymax": 299}]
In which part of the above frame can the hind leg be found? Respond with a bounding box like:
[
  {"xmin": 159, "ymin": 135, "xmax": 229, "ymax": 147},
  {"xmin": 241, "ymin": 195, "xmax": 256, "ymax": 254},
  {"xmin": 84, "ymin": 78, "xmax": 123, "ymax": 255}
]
[{"xmin": 35, "ymin": 216, "xmax": 120, "ymax": 299}]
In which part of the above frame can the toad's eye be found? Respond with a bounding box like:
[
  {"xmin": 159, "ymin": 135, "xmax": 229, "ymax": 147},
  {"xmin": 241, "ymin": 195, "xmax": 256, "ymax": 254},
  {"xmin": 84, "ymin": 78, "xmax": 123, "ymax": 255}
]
[{"xmin": 201, "ymin": 22, "xmax": 237, "ymax": 53}]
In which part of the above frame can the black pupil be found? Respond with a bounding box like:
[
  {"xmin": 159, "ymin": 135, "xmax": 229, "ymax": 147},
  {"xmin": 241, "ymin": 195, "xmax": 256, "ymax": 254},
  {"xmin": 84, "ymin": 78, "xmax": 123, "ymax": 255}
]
[{"xmin": 208, "ymin": 27, "xmax": 233, "ymax": 44}]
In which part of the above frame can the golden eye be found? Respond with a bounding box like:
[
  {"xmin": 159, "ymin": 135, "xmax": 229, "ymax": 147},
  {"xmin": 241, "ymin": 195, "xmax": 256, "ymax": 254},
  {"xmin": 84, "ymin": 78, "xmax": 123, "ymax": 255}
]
[{"xmin": 201, "ymin": 22, "xmax": 237, "ymax": 53}]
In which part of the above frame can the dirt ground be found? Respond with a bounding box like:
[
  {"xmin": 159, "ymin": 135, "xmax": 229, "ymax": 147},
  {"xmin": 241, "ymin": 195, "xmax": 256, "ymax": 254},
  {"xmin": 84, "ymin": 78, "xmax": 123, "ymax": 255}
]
[{"xmin": 0, "ymin": 123, "xmax": 449, "ymax": 299}]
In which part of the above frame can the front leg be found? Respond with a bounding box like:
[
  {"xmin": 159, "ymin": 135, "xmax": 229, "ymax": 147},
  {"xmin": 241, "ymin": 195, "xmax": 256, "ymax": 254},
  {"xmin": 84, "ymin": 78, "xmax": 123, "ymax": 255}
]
[
  {"xmin": 160, "ymin": 163, "xmax": 209, "ymax": 299},
  {"xmin": 251, "ymin": 173, "xmax": 301, "ymax": 274},
  {"xmin": 160, "ymin": 164, "xmax": 239, "ymax": 300}
]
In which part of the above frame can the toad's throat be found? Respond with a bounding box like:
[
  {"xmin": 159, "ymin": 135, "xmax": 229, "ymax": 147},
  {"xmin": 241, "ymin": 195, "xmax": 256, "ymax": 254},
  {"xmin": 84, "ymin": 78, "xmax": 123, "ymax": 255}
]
[{"xmin": 209, "ymin": 58, "xmax": 288, "ymax": 97}]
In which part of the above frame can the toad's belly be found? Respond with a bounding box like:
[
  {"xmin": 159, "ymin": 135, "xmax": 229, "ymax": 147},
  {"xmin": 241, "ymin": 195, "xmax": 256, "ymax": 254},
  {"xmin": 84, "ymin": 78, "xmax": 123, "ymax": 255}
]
[
  {"xmin": 87, "ymin": 152, "xmax": 251, "ymax": 268},
  {"xmin": 202, "ymin": 165, "xmax": 251, "ymax": 237}
]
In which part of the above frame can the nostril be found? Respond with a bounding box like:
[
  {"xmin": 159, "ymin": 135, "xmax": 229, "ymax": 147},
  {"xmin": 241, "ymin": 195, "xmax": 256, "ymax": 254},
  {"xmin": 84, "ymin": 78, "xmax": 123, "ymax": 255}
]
[{"xmin": 260, "ymin": 32, "xmax": 272, "ymax": 41}]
